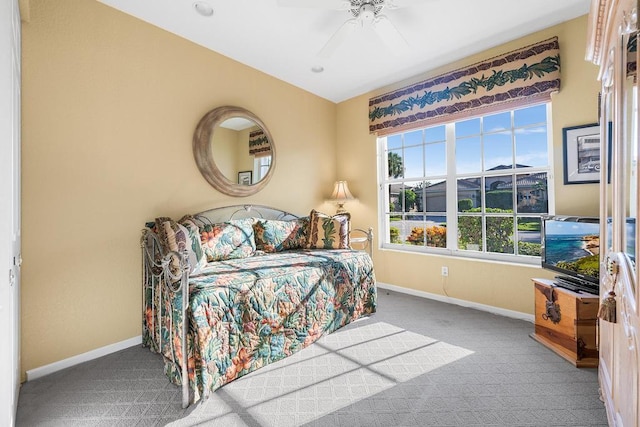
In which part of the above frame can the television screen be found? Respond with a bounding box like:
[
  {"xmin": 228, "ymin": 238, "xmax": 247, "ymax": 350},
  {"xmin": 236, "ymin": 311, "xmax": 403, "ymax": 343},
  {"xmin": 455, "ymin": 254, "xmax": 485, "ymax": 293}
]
[
  {"xmin": 624, "ymin": 218, "xmax": 636, "ymax": 264},
  {"xmin": 541, "ymin": 216, "xmax": 600, "ymax": 293}
]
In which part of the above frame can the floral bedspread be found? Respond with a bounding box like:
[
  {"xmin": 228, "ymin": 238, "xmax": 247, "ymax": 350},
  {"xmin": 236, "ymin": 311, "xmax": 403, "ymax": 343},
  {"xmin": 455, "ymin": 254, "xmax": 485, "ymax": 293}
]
[{"xmin": 143, "ymin": 249, "xmax": 376, "ymax": 403}]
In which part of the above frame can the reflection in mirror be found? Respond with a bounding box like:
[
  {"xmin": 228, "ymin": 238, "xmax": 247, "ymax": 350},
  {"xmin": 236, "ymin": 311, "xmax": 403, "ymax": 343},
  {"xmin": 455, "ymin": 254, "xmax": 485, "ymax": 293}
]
[
  {"xmin": 211, "ymin": 118, "xmax": 273, "ymax": 185},
  {"xmin": 603, "ymin": 89, "xmax": 614, "ymax": 257},
  {"xmin": 193, "ymin": 106, "xmax": 275, "ymax": 197},
  {"xmin": 602, "ymin": 46, "xmax": 614, "ymax": 259},
  {"xmin": 623, "ymin": 32, "xmax": 637, "ymax": 275}
]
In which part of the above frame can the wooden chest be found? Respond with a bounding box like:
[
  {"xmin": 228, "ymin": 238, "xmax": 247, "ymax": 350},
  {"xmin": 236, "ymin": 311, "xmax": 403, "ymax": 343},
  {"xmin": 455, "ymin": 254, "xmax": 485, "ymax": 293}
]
[{"xmin": 531, "ymin": 278, "xmax": 599, "ymax": 367}]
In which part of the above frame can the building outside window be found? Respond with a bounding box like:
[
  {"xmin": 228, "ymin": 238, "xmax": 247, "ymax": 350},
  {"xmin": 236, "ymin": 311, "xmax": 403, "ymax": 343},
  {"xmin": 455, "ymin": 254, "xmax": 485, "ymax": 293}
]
[{"xmin": 378, "ymin": 103, "xmax": 554, "ymax": 263}]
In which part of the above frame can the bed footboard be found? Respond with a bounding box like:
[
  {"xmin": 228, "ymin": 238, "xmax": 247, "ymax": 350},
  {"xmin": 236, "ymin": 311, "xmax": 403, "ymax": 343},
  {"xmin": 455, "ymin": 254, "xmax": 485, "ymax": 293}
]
[
  {"xmin": 140, "ymin": 228, "xmax": 190, "ymax": 408},
  {"xmin": 350, "ymin": 227, "xmax": 374, "ymax": 257}
]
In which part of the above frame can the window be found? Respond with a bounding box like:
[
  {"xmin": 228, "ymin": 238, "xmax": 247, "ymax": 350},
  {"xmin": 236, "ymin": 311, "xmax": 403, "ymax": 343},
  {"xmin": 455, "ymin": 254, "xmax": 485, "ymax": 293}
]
[
  {"xmin": 253, "ymin": 155, "xmax": 272, "ymax": 183},
  {"xmin": 379, "ymin": 104, "xmax": 553, "ymax": 263}
]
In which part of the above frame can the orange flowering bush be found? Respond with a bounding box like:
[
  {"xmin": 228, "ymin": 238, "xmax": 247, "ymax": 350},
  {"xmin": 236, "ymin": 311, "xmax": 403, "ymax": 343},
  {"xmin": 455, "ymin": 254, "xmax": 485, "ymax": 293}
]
[
  {"xmin": 406, "ymin": 227, "xmax": 424, "ymax": 245},
  {"xmin": 406, "ymin": 225, "xmax": 446, "ymax": 248},
  {"xmin": 426, "ymin": 225, "xmax": 446, "ymax": 248}
]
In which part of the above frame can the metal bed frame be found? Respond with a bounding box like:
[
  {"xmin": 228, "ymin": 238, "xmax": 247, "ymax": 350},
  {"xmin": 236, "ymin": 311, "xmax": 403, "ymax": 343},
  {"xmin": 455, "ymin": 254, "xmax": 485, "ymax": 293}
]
[{"xmin": 140, "ymin": 205, "xmax": 373, "ymax": 408}]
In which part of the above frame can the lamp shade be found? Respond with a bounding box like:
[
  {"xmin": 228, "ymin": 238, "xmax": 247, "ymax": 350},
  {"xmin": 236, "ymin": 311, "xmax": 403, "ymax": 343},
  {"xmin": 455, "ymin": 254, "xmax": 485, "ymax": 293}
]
[{"xmin": 330, "ymin": 181, "xmax": 355, "ymax": 201}]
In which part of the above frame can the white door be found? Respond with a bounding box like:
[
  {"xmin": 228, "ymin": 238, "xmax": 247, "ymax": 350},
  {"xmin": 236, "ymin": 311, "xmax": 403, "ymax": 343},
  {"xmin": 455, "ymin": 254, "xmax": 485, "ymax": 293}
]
[
  {"xmin": 0, "ymin": 0, "xmax": 21, "ymax": 425},
  {"xmin": 603, "ymin": 253, "xmax": 639, "ymax": 427}
]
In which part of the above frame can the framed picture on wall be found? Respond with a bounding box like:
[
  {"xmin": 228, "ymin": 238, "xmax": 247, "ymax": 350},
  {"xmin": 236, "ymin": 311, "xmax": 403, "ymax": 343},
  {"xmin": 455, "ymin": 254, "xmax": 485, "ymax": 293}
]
[
  {"xmin": 238, "ymin": 171, "xmax": 252, "ymax": 186},
  {"xmin": 562, "ymin": 123, "xmax": 600, "ymax": 184}
]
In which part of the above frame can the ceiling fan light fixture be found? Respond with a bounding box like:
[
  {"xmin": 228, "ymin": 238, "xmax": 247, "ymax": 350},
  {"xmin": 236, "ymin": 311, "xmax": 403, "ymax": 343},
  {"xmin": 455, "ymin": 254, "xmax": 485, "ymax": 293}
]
[
  {"xmin": 358, "ymin": 4, "xmax": 376, "ymax": 22},
  {"xmin": 193, "ymin": 1, "xmax": 214, "ymax": 17}
]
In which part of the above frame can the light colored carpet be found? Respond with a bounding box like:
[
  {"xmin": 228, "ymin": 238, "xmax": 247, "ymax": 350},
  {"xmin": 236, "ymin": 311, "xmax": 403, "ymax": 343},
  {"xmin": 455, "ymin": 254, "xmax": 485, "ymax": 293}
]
[{"xmin": 16, "ymin": 289, "xmax": 608, "ymax": 426}]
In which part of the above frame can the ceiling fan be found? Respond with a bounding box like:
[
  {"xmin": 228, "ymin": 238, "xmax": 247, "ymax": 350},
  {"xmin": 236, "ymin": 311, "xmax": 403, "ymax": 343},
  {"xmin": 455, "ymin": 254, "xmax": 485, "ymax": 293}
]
[{"xmin": 278, "ymin": 0, "xmax": 421, "ymax": 58}]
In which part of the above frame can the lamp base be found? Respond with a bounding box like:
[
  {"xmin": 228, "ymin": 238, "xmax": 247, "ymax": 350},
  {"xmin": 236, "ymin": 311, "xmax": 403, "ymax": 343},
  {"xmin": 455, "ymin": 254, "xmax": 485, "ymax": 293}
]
[{"xmin": 336, "ymin": 203, "xmax": 347, "ymax": 214}]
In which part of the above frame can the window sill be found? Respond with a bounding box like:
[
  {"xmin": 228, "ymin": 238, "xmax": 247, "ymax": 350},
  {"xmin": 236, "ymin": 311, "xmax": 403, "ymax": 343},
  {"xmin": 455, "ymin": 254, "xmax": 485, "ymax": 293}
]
[{"xmin": 379, "ymin": 243, "xmax": 541, "ymax": 267}]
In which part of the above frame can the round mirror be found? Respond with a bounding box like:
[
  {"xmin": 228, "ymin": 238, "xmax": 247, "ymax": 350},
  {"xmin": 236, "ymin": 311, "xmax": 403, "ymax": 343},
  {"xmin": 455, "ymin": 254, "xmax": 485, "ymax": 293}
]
[{"xmin": 193, "ymin": 106, "xmax": 275, "ymax": 197}]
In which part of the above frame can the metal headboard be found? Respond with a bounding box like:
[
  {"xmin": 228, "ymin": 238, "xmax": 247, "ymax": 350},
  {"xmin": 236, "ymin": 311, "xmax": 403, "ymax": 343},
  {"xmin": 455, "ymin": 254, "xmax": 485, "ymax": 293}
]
[
  {"xmin": 192, "ymin": 205, "xmax": 373, "ymax": 256},
  {"xmin": 192, "ymin": 204, "xmax": 299, "ymax": 225}
]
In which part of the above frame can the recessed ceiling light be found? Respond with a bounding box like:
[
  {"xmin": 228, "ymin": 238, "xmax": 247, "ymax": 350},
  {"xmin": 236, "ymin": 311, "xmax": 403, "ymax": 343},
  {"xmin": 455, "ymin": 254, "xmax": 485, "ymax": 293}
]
[
  {"xmin": 193, "ymin": 1, "xmax": 214, "ymax": 17},
  {"xmin": 311, "ymin": 65, "xmax": 324, "ymax": 73}
]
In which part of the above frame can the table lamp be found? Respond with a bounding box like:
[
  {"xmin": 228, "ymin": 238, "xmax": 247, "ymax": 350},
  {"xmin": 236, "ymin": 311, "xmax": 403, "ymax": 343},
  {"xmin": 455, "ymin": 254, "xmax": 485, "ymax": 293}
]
[{"xmin": 330, "ymin": 181, "xmax": 356, "ymax": 214}]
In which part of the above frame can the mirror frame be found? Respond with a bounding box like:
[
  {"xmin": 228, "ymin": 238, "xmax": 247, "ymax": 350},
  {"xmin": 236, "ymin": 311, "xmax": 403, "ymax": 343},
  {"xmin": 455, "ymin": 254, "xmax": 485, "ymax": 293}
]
[{"xmin": 193, "ymin": 106, "xmax": 276, "ymax": 197}]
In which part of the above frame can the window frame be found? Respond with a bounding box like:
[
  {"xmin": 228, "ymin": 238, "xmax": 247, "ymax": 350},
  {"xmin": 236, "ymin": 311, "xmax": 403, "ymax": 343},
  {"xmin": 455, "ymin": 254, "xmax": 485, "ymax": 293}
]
[
  {"xmin": 377, "ymin": 103, "xmax": 555, "ymax": 265},
  {"xmin": 253, "ymin": 155, "xmax": 272, "ymax": 184}
]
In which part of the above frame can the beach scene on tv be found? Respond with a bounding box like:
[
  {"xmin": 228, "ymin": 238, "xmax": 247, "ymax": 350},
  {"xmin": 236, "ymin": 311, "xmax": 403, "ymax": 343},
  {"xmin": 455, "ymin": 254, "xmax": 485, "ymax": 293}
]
[{"xmin": 544, "ymin": 220, "xmax": 600, "ymax": 279}]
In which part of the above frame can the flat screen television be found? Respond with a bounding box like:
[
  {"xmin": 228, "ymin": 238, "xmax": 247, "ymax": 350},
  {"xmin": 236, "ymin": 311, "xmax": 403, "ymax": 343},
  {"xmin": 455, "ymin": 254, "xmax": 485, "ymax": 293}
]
[{"xmin": 541, "ymin": 216, "xmax": 600, "ymax": 294}]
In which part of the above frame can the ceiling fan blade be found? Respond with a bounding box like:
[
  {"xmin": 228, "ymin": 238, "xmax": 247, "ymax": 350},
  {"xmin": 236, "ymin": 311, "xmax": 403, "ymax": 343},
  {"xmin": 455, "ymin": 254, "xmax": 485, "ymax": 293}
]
[
  {"xmin": 384, "ymin": 0, "xmax": 431, "ymax": 9},
  {"xmin": 318, "ymin": 18, "xmax": 359, "ymax": 58},
  {"xmin": 372, "ymin": 14, "xmax": 410, "ymax": 55},
  {"xmin": 277, "ymin": 0, "xmax": 351, "ymax": 10}
]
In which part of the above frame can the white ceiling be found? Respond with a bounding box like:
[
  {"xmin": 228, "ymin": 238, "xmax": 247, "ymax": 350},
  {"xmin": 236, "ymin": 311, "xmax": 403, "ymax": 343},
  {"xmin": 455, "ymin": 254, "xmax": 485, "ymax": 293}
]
[{"xmin": 97, "ymin": 0, "xmax": 591, "ymax": 103}]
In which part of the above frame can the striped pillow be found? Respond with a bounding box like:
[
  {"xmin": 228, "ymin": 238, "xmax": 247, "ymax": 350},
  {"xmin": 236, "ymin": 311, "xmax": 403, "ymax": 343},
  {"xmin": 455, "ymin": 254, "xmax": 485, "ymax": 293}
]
[
  {"xmin": 155, "ymin": 217, "xmax": 190, "ymax": 278},
  {"xmin": 177, "ymin": 215, "xmax": 208, "ymax": 275},
  {"xmin": 306, "ymin": 210, "xmax": 350, "ymax": 250}
]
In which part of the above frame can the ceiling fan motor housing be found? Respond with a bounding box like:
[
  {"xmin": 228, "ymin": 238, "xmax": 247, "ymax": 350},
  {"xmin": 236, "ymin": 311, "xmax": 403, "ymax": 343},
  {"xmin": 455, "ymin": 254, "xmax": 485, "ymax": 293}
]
[
  {"xmin": 349, "ymin": 0, "xmax": 385, "ymax": 19},
  {"xmin": 359, "ymin": 4, "xmax": 376, "ymax": 21}
]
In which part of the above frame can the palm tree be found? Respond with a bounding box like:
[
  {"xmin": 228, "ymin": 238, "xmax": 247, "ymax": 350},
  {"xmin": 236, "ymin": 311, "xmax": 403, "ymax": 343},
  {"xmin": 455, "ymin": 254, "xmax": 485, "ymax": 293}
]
[{"xmin": 388, "ymin": 152, "xmax": 403, "ymax": 178}]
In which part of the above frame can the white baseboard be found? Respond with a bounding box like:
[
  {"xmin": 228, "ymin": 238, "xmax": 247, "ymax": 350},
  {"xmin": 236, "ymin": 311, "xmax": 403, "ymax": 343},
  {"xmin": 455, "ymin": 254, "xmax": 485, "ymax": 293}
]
[
  {"xmin": 25, "ymin": 286, "xmax": 531, "ymax": 381},
  {"xmin": 26, "ymin": 335, "xmax": 142, "ymax": 381},
  {"xmin": 377, "ymin": 282, "xmax": 534, "ymax": 323}
]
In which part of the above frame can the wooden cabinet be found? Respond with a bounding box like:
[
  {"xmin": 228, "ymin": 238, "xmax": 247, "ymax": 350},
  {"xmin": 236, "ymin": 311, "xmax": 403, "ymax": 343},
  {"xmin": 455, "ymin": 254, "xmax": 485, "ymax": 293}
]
[
  {"xmin": 588, "ymin": 0, "xmax": 640, "ymax": 424},
  {"xmin": 531, "ymin": 278, "xmax": 599, "ymax": 368}
]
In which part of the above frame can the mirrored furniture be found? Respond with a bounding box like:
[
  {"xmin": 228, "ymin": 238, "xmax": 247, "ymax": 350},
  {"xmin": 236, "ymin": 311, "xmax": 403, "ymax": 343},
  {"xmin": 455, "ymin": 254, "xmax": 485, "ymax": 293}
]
[
  {"xmin": 193, "ymin": 106, "xmax": 275, "ymax": 197},
  {"xmin": 587, "ymin": 1, "xmax": 640, "ymax": 425}
]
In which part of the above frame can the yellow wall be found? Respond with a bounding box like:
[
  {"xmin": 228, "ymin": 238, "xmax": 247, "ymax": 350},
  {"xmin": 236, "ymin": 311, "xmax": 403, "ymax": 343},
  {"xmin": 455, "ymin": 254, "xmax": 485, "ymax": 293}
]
[
  {"xmin": 21, "ymin": 0, "xmax": 600, "ymax": 377},
  {"xmin": 20, "ymin": 0, "xmax": 336, "ymax": 375},
  {"xmin": 335, "ymin": 15, "xmax": 600, "ymax": 314},
  {"xmin": 211, "ymin": 126, "xmax": 238, "ymax": 180}
]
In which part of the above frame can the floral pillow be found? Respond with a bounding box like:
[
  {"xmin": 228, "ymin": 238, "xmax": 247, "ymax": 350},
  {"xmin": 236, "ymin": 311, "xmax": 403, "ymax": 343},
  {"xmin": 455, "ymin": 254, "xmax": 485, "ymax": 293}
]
[
  {"xmin": 200, "ymin": 218, "xmax": 256, "ymax": 262},
  {"xmin": 253, "ymin": 217, "xmax": 309, "ymax": 252},
  {"xmin": 306, "ymin": 210, "xmax": 350, "ymax": 250},
  {"xmin": 177, "ymin": 215, "xmax": 208, "ymax": 275}
]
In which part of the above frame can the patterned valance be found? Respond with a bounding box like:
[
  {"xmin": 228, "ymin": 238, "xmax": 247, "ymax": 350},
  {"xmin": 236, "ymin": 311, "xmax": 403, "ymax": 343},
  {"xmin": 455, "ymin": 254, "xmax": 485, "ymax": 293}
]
[
  {"xmin": 248, "ymin": 129, "xmax": 271, "ymax": 157},
  {"xmin": 369, "ymin": 37, "xmax": 561, "ymax": 135}
]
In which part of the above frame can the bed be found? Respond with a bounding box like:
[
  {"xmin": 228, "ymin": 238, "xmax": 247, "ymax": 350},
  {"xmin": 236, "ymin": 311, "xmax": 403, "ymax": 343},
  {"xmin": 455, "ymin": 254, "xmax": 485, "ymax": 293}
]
[{"xmin": 140, "ymin": 205, "xmax": 377, "ymax": 407}]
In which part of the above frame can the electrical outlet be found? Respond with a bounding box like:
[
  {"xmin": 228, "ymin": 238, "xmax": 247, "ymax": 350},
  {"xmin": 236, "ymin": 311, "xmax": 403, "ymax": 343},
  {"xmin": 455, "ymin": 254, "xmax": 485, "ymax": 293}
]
[{"xmin": 441, "ymin": 266, "xmax": 448, "ymax": 277}]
